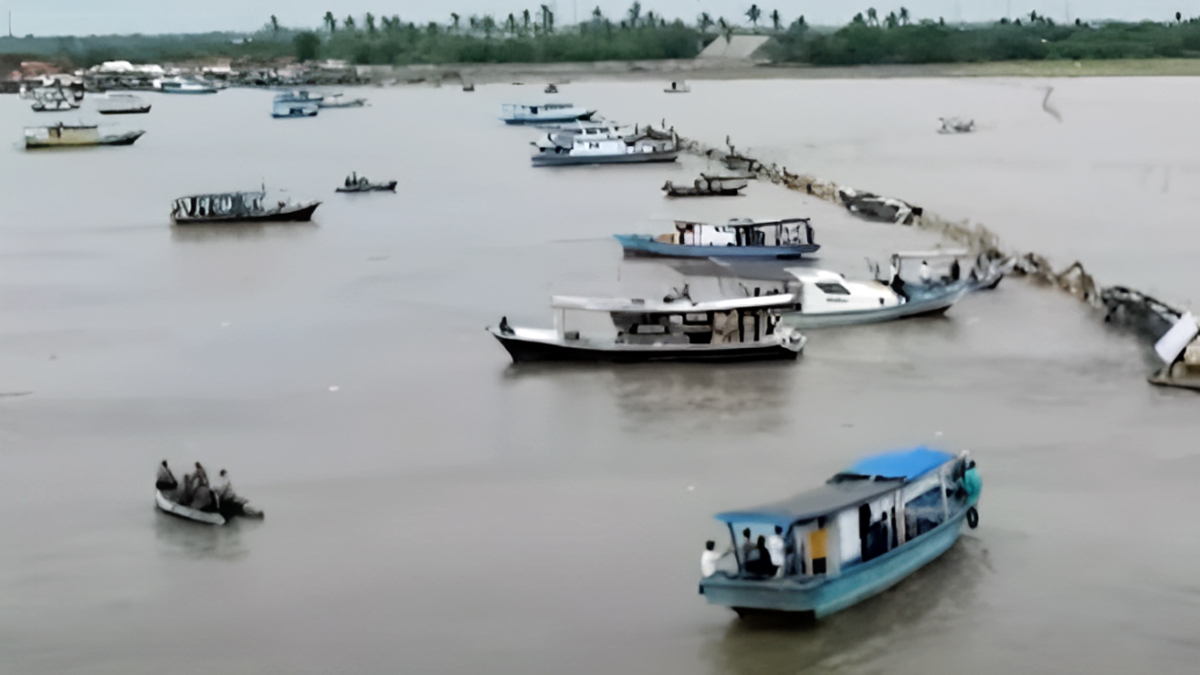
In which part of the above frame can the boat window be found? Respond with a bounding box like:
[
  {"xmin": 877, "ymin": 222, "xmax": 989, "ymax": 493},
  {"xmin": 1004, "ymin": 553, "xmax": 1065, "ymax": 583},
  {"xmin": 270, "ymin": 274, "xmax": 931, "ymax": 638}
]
[
  {"xmin": 816, "ymin": 282, "xmax": 850, "ymax": 295},
  {"xmin": 903, "ymin": 487, "xmax": 945, "ymax": 541}
]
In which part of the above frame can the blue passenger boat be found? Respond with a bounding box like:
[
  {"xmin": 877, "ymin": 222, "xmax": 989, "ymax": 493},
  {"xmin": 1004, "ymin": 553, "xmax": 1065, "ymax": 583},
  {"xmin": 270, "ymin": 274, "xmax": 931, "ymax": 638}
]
[
  {"xmin": 699, "ymin": 447, "xmax": 981, "ymax": 619},
  {"xmin": 615, "ymin": 218, "xmax": 819, "ymax": 259}
]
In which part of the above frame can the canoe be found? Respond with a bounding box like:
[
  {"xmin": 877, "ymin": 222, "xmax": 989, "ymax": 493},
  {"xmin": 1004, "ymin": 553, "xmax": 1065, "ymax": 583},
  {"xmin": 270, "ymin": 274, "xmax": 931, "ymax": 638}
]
[
  {"xmin": 780, "ymin": 283, "xmax": 969, "ymax": 329},
  {"xmin": 155, "ymin": 490, "xmax": 226, "ymax": 525}
]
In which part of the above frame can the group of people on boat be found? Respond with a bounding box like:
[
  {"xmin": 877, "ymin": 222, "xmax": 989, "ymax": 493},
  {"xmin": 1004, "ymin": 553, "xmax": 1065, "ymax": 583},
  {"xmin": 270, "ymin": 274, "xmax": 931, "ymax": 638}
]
[
  {"xmin": 156, "ymin": 460, "xmax": 247, "ymax": 516},
  {"xmin": 344, "ymin": 172, "xmax": 369, "ymax": 188}
]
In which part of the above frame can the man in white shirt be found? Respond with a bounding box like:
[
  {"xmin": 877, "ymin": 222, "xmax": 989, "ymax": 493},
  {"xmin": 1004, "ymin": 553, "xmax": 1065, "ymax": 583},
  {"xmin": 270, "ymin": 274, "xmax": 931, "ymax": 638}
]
[
  {"xmin": 919, "ymin": 260, "xmax": 932, "ymax": 283},
  {"xmin": 700, "ymin": 540, "xmax": 731, "ymax": 578},
  {"xmin": 766, "ymin": 526, "xmax": 787, "ymax": 578}
]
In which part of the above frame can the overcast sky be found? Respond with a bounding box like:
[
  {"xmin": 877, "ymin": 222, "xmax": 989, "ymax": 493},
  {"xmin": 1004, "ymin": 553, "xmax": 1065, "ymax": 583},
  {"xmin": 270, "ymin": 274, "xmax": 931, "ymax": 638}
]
[{"xmin": 1, "ymin": 1, "xmax": 1192, "ymax": 36}]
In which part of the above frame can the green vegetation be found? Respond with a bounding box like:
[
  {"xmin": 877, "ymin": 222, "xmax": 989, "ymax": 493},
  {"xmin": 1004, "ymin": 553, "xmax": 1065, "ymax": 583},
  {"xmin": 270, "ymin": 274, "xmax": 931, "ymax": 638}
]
[
  {"xmin": 4, "ymin": 5, "xmax": 1200, "ymax": 70},
  {"xmin": 769, "ymin": 8, "xmax": 1200, "ymax": 65}
]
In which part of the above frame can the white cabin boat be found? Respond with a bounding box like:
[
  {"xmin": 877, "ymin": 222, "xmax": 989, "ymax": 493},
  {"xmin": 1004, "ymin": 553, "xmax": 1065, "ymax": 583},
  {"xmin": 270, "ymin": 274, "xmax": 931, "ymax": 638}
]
[
  {"xmin": 159, "ymin": 77, "xmax": 218, "ymax": 94},
  {"xmin": 489, "ymin": 293, "xmax": 806, "ymax": 362},
  {"xmin": 532, "ymin": 128, "xmax": 678, "ymax": 167},
  {"xmin": 500, "ymin": 102, "xmax": 595, "ymax": 125},
  {"xmin": 96, "ymin": 93, "xmax": 151, "ymax": 114}
]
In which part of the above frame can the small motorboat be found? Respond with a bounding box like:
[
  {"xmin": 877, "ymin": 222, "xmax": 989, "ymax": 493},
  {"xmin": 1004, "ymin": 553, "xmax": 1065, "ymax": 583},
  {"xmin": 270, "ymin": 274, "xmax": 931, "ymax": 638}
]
[
  {"xmin": 938, "ymin": 116, "xmax": 976, "ymax": 134},
  {"xmin": 500, "ymin": 102, "xmax": 595, "ymax": 125},
  {"xmin": 663, "ymin": 174, "xmax": 752, "ymax": 197},
  {"xmin": 488, "ymin": 291, "xmax": 806, "ymax": 363},
  {"xmin": 544, "ymin": 83, "xmax": 559, "ymax": 93},
  {"xmin": 156, "ymin": 490, "xmax": 226, "ymax": 525},
  {"xmin": 272, "ymin": 100, "xmax": 318, "ymax": 118},
  {"xmin": 838, "ymin": 186, "xmax": 923, "ymax": 225},
  {"xmin": 700, "ymin": 447, "xmax": 981, "ymax": 619},
  {"xmin": 336, "ymin": 173, "xmax": 397, "ymax": 193},
  {"xmin": 97, "ymin": 93, "xmax": 152, "ymax": 114},
  {"xmin": 159, "ymin": 77, "xmax": 218, "ymax": 94},
  {"xmin": 779, "ymin": 267, "xmax": 970, "ymax": 329},
  {"xmin": 615, "ymin": 217, "xmax": 819, "ymax": 259},
  {"xmin": 532, "ymin": 127, "xmax": 677, "ymax": 167},
  {"xmin": 24, "ymin": 124, "xmax": 145, "ymax": 149},
  {"xmin": 664, "ymin": 80, "xmax": 691, "ymax": 93},
  {"xmin": 318, "ymin": 93, "xmax": 367, "ymax": 108},
  {"xmin": 462, "ymin": 83, "xmax": 476, "ymax": 92}
]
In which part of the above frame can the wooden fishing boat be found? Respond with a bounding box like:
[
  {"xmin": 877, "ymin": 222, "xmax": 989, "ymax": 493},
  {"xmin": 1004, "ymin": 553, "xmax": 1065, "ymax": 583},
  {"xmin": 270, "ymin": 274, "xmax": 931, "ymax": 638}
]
[
  {"xmin": 24, "ymin": 124, "xmax": 145, "ymax": 149},
  {"xmin": 489, "ymin": 293, "xmax": 806, "ymax": 363},
  {"xmin": 171, "ymin": 190, "xmax": 320, "ymax": 225},
  {"xmin": 699, "ymin": 447, "xmax": 981, "ymax": 619},
  {"xmin": 615, "ymin": 218, "xmax": 819, "ymax": 259},
  {"xmin": 336, "ymin": 174, "xmax": 397, "ymax": 192},
  {"xmin": 663, "ymin": 174, "xmax": 751, "ymax": 197},
  {"xmin": 531, "ymin": 128, "xmax": 677, "ymax": 167}
]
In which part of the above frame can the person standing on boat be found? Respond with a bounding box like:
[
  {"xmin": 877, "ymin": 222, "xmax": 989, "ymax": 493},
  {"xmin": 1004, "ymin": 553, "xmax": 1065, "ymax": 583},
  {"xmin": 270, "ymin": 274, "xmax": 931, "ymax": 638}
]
[
  {"xmin": 215, "ymin": 468, "xmax": 234, "ymax": 501},
  {"xmin": 740, "ymin": 528, "xmax": 755, "ymax": 561},
  {"xmin": 949, "ymin": 258, "xmax": 962, "ymax": 282},
  {"xmin": 963, "ymin": 460, "xmax": 982, "ymax": 506},
  {"xmin": 192, "ymin": 461, "xmax": 209, "ymax": 488},
  {"xmin": 700, "ymin": 541, "xmax": 731, "ymax": 578},
  {"xmin": 920, "ymin": 260, "xmax": 932, "ymax": 284},
  {"xmin": 766, "ymin": 526, "xmax": 787, "ymax": 578},
  {"xmin": 156, "ymin": 460, "xmax": 177, "ymax": 491}
]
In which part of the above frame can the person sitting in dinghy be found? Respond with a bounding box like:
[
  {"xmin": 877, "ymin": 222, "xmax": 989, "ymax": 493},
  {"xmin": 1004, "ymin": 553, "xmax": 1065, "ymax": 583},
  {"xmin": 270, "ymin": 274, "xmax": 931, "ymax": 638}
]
[{"xmin": 156, "ymin": 460, "xmax": 177, "ymax": 491}]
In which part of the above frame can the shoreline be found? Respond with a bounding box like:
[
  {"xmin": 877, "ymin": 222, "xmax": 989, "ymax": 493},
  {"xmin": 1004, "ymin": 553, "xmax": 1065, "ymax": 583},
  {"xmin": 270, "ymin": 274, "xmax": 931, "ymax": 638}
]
[{"xmin": 359, "ymin": 57, "xmax": 1200, "ymax": 86}]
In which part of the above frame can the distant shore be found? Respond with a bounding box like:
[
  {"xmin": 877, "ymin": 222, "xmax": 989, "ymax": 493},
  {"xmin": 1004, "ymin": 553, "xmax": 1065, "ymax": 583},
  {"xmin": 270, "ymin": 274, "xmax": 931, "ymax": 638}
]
[{"xmin": 363, "ymin": 57, "xmax": 1200, "ymax": 86}]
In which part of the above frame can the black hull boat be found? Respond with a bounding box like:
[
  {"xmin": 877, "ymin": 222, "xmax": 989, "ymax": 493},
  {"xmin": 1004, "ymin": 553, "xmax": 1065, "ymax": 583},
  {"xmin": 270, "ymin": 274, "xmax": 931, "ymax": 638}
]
[
  {"xmin": 172, "ymin": 202, "xmax": 319, "ymax": 225},
  {"xmin": 171, "ymin": 191, "xmax": 321, "ymax": 225},
  {"xmin": 336, "ymin": 181, "xmax": 397, "ymax": 193},
  {"xmin": 99, "ymin": 106, "xmax": 152, "ymax": 115},
  {"xmin": 490, "ymin": 329, "xmax": 803, "ymax": 363}
]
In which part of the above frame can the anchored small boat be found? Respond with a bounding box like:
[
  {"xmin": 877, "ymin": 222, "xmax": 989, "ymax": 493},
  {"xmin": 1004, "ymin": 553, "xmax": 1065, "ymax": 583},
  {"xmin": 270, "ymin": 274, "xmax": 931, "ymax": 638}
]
[
  {"xmin": 664, "ymin": 80, "xmax": 691, "ymax": 93},
  {"xmin": 272, "ymin": 99, "xmax": 318, "ymax": 118},
  {"xmin": 97, "ymin": 93, "xmax": 151, "ymax": 114},
  {"xmin": 318, "ymin": 93, "xmax": 366, "ymax": 108},
  {"xmin": 663, "ymin": 174, "xmax": 752, "ymax": 197},
  {"xmin": 29, "ymin": 82, "xmax": 80, "ymax": 112},
  {"xmin": 838, "ymin": 186, "xmax": 923, "ymax": 225},
  {"xmin": 938, "ymin": 116, "xmax": 976, "ymax": 134},
  {"xmin": 170, "ymin": 190, "xmax": 320, "ymax": 225},
  {"xmin": 532, "ymin": 127, "xmax": 677, "ymax": 167},
  {"xmin": 489, "ymin": 291, "xmax": 806, "ymax": 363},
  {"xmin": 154, "ymin": 463, "xmax": 264, "ymax": 525},
  {"xmin": 24, "ymin": 124, "xmax": 145, "ymax": 149},
  {"xmin": 544, "ymin": 83, "xmax": 559, "ymax": 94},
  {"xmin": 275, "ymin": 89, "xmax": 324, "ymax": 104},
  {"xmin": 500, "ymin": 102, "xmax": 595, "ymax": 125},
  {"xmin": 779, "ymin": 266, "xmax": 970, "ymax": 329},
  {"xmin": 159, "ymin": 77, "xmax": 218, "ymax": 94},
  {"xmin": 615, "ymin": 218, "xmax": 819, "ymax": 259},
  {"xmin": 699, "ymin": 447, "xmax": 981, "ymax": 619},
  {"xmin": 336, "ymin": 172, "xmax": 397, "ymax": 193}
]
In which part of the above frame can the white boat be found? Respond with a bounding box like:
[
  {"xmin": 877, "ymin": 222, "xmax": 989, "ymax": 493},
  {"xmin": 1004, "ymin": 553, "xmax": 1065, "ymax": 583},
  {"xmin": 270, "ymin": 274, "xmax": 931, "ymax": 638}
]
[
  {"xmin": 24, "ymin": 123, "xmax": 145, "ymax": 149},
  {"xmin": 318, "ymin": 93, "xmax": 366, "ymax": 108},
  {"xmin": 664, "ymin": 80, "xmax": 691, "ymax": 93},
  {"xmin": 159, "ymin": 77, "xmax": 218, "ymax": 94},
  {"xmin": 778, "ymin": 265, "xmax": 969, "ymax": 329},
  {"xmin": 938, "ymin": 116, "xmax": 976, "ymax": 134},
  {"xmin": 96, "ymin": 93, "xmax": 151, "ymax": 115},
  {"xmin": 155, "ymin": 490, "xmax": 226, "ymax": 525},
  {"xmin": 489, "ymin": 292, "xmax": 806, "ymax": 363},
  {"xmin": 500, "ymin": 102, "xmax": 595, "ymax": 125},
  {"xmin": 532, "ymin": 127, "xmax": 678, "ymax": 167}
]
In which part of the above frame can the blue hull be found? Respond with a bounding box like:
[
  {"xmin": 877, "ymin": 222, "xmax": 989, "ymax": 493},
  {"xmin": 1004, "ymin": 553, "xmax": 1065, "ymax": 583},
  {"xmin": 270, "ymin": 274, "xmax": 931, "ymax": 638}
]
[
  {"xmin": 614, "ymin": 234, "xmax": 819, "ymax": 259},
  {"xmin": 700, "ymin": 509, "xmax": 966, "ymax": 618}
]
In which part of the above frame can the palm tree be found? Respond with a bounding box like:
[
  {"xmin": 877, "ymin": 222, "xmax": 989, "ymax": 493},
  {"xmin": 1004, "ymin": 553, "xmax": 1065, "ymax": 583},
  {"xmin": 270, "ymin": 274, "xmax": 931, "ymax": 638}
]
[
  {"xmin": 746, "ymin": 4, "xmax": 762, "ymax": 28},
  {"xmin": 796, "ymin": 15, "xmax": 807, "ymax": 30},
  {"xmin": 506, "ymin": 13, "xmax": 517, "ymax": 34},
  {"xmin": 852, "ymin": 12, "xmax": 865, "ymax": 25},
  {"xmin": 482, "ymin": 15, "xmax": 497, "ymax": 38},
  {"xmin": 867, "ymin": 8, "xmax": 878, "ymax": 26},
  {"xmin": 450, "ymin": 12, "xmax": 460, "ymax": 32},
  {"xmin": 269, "ymin": 15, "xmax": 279, "ymax": 34},
  {"xmin": 770, "ymin": 9, "xmax": 782, "ymax": 31},
  {"xmin": 628, "ymin": 2, "xmax": 642, "ymax": 27},
  {"xmin": 540, "ymin": 4, "xmax": 554, "ymax": 33},
  {"xmin": 522, "ymin": 8, "xmax": 532, "ymax": 33},
  {"xmin": 1177, "ymin": 11, "xmax": 1183, "ymax": 23},
  {"xmin": 365, "ymin": 12, "xmax": 376, "ymax": 34},
  {"xmin": 899, "ymin": 7, "xmax": 910, "ymax": 25},
  {"xmin": 1029, "ymin": 10, "xmax": 1039, "ymax": 23},
  {"xmin": 884, "ymin": 11, "xmax": 898, "ymax": 28},
  {"xmin": 592, "ymin": 6, "xmax": 604, "ymax": 23},
  {"xmin": 645, "ymin": 10, "xmax": 657, "ymax": 27},
  {"xmin": 698, "ymin": 12, "xmax": 714, "ymax": 32},
  {"xmin": 343, "ymin": 15, "xmax": 355, "ymax": 31},
  {"xmin": 469, "ymin": 16, "xmax": 479, "ymax": 33},
  {"xmin": 323, "ymin": 11, "xmax": 336, "ymax": 33}
]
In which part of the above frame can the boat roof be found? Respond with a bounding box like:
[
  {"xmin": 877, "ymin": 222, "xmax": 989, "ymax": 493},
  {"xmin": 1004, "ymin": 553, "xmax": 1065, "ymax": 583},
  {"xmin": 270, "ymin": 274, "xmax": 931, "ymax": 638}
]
[
  {"xmin": 551, "ymin": 293, "xmax": 796, "ymax": 313},
  {"xmin": 173, "ymin": 190, "xmax": 266, "ymax": 200},
  {"xmin": 714, "ymin": 479, "xmax": 904, "ymax": 528},
  {"xmin": 675, "ymin": 217, "xmax": 810, "ymax": 230},
  {"xmin": 784, "ymin": 268, "xmax": 847, "ymax": 283},
  {"xmin": 835, "ymin": 446, "xmax": 955, "ymax": 481}
]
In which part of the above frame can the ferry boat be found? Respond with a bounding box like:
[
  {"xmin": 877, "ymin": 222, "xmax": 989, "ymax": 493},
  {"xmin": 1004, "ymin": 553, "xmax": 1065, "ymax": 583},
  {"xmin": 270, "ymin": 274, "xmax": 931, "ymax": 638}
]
[
  {"xmin": 531, "ymin": 128, "xmax": 678, "ymax": 167},
  {"xmin": 159, "ymin": 77, "xmax": 218, "ymax": 94},
  {"xmin": 272, "ymin": 99, "xmax": 318, "ymax": 118},
  {"xmin": 488, "ymin": 292, "xmax": 806, "ymax": 363},
  {"xmin": 699, "ymin": 447, "xmax": 981, "ymax": 619},
  {"xmin": 97, "ymin": 93, "xmax": 151, "ymax": 115},
  {"xmin": 170, "ymin": 190, "xmax": 321, "ymax": 225},
  {"xmin": 500, "ymin": 102, "xmax": 595, "ymax": 125},
  {"xmin": 24, "ymin": 124, "xmax": 145, "ymax": 149},
  {"xmin": 615, "ymin": 218, "xmax": 819, "ymax": 259}
]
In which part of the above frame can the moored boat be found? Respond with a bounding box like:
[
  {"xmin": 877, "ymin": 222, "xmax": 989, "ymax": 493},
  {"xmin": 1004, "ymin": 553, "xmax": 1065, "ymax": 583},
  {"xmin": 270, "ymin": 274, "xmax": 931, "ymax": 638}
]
[
  {"xmin": 159, "ymin": 77, "xmax": 218, "ymax": 94},
  {"xmin": 663, "ymin": 174, "xmax": 752, "ymax": 197},
  {"xmin": 336, "ymin": 172, "xmax": 397, "ymax": 192},
  {"xmin": 938, "ymin": 116, "xmax": 976, "ymax": 134},
  {"xmin": 500, "ymin": 102, "xmax": 595, "ymax": 125},
  {"xmin": 699, "ymin": 447, "xmax": 981, "ymax": 619},
  {"xmin": 615, "ymin": 218, "xmax": 819, "ymax": 259},
  {"xmin": 97, "ymin": 93, "xmax": 152, "ymax": 114},
  {"xmin": 489, "ymin": 292, "xmax": 806, "ymax": 363},
  {"xmin": 664, "ymin": 80, "xmax": 691, "ymax": 93},
  {"xmin": 531, "ymin": 127, "xmax": 677, "ymax": 167},
  {"xmin": 24, "ymin": 124, "xmax": 145, "ymax": 149},
  {"xmin": 318, "ymin": 93, "xmax": 367, "ymax": 108},
  {"xmin": 272, "ymin": 99, "xmax": 318, "ymax": 118},
  {"xmin": 155, "ymin": 490, "xmax": 226, "ymax": 525},
  {"xmin": 170, "ymin": 190, "xmax": 321, "ymax": 225},
  {"xmin": 778, "ymin": 267, "xmax": 970, "ymax": 329}
]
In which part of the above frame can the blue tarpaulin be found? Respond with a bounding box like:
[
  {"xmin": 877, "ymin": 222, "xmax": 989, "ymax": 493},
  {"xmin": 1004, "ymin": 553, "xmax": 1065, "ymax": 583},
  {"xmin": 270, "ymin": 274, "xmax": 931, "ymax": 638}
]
[{"xmin": 842, "ymin": 447, "xmax": 954, "ymax": 482}]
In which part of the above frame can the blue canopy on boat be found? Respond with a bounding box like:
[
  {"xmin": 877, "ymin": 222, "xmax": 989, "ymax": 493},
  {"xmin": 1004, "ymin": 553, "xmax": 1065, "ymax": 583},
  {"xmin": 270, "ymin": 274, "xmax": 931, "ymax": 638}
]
[
  {"xmin": 840, "ymin": 447, "xmax": 954, "ymax": 481},
  {"xmin": 714, "ymin": 479, "xmax": 903, "ymax": 528}
]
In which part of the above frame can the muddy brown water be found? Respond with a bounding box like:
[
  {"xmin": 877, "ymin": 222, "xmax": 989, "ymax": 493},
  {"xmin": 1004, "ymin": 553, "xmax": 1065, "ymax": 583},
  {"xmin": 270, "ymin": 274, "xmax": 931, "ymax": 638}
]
[{"xmin": 1, "ymin": 80, "xmax": 1197, "ymax": 674}]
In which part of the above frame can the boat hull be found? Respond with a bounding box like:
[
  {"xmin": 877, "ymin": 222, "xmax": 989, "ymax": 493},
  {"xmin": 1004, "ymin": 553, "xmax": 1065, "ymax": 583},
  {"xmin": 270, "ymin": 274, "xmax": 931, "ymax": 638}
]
[
  {"xmin": 503, "ymin": 111, "xmax": 595, "ymax": 125},
  {"xmin": 155, "ymin": 490, "xmax": 226, "ymax": 525},
  {"xmin": 25, "ymin": 130, "xmax": 145, "ymax": 149},
  {"xmin": 172, "ymin": 201, "xmax": 321, "ymax": 225},
  {"xmin": 700, "ymin": 509, "xmax": 967, "ymax": 618},
  {"xmin": 336, "ymin": 181, "xmax": 397, "ymax": 193},
  {"xmin": 489, "ymin": 328, "xmax": 803, "ymax": 363},
  {"xmin": 98, "ymin": 106, "xmax": 152, "ymax": 114},
  {"xmin": 615, "ymin": 234, "xmax": 818, "ymax": 259},
  {"xmin": 664, "ymin": 188, "xmax": 742, "ymax": 197},
  {"xmin": 532, "ymin": 150, "xmax": 678, "ymax": 167},
  {"xmin": 780, "ymin": 285, "xmax": 968, "ymax": 329}
]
